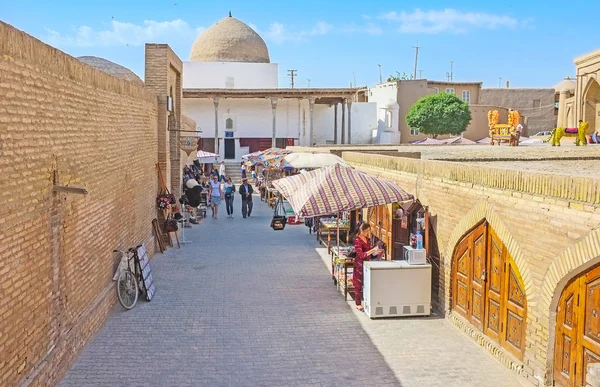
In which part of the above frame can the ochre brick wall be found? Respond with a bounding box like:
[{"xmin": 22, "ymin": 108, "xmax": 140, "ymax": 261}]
[
  {"xmin": 0, "ymin": 22, "xmax": 159, "ymax": 386},
  {"xmin": 342, "ymin": 151, "xmax": 600, "ymax": 386}
]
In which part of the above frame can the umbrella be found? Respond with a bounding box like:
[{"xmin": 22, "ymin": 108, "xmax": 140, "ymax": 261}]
[
  {"xmin": 196, "ymin": 150, "xmax": 220, "ymax": 163},
  {"xmin": 272, "ymin": 163, "xmax": 414, "ymax": 218},
  {"xmin": 282, "ymin": 152, "xmax": 350, "ymax": 169}
]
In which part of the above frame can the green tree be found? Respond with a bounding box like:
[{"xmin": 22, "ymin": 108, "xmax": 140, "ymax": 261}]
[{"xmin": 405, "ymin": 92, "xmax": 472, "ymax": 138}]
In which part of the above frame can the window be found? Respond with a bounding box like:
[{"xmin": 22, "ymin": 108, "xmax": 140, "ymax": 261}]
[
  {"xmin": 434, "ymin": 87, "xmax": 439, "ymax": 93},
  {"xmin": 225, "ymin": 118, "xmax": 234, "ymax": 130},
  {"xmin": 410, "ymin": 128, "xmax": 420, "ymax": 136},
  {"xmin": 446, "ymin": 88, "xmax": 455, "ymax": 94},
  {"xmin": 462, "ymin": 90, "xmax": 471, "ymax": 104},
  {"xmin": 533, "ymin": 99, "xmax": 541, "ymax": 109},
  {"xmin": 225, "ymin": 77, "xmax": 234, "ymax": 88},
  {"xmin": 385, "ymin": 111, "xmax": 392, "ymax": 128}
]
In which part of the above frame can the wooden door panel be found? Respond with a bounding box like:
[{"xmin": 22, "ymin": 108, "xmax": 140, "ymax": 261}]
[
  {"xmin": 471, "ymin": 232, "xmax": 486, "ymax": 330},
  {"xmin": 581, "ymin": 268, "xmax": 600, "ymax": 386},
  {"xmin": 554, "ymin": 280, "xmax": 578, "ymax": 387},
  {"xmin": 583, "ymin": 349, "xmax": 600, "ymax": 386},
  {"xmin": 503, "ymin": 263, "xmax": 527, "ymax": 358},
  {"xmin": 454, "ymin": 245, "xmax": 471, "ymax": 317},
  {"xmin": 486, "ymin": 230, "xmax": 504, "ymax": 343}
]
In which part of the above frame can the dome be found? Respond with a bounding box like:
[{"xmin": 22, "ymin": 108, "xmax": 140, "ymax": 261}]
[
  {"xmin": 190, "ymin": 15, "xmax": 270, "ymax": 63},
  {"xmin": 380, "ymin": 98, "xmax": 399, "ymax": 109},
  {"xmin": 77, "ymin": 56, "xmax": 144, "ymax": 86},
  {"xmin": 553, "ymin": 77, "xmax": 576, "ymax": 93}
]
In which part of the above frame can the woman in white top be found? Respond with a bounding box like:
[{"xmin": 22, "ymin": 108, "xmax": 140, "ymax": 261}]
[{"xmin": 208, "ymin": 174, "xmax": 223, "ymax": 219}]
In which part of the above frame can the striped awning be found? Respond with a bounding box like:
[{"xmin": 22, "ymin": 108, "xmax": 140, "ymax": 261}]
[
  {"xmin": 196, "ymin": 150, "xmax": 220, "ymax": 159},
  {"xmin": 272, "ymin": 164, "xmax": 414, "ymax": 217}
]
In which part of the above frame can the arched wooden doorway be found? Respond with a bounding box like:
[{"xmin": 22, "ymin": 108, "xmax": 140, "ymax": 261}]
[
  {"xmin": 583, "ymin": 78, "xmax": 599, "ymax": 134},
  {"xmin": 452, "ymin": 221, "xmax": 527, "ymax": 360},
  {"xmin": 553, "ymin": 263, "xmax": 600, "ymax": 387}
]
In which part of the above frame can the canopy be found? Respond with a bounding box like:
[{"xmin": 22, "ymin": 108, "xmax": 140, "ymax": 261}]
[
  {"xmin": 272, "ymin": 163, "xmax": 414, "ymax": 217},
  {"xmin": 242, "ymin": 147, "xmax": 291, "ymax": 166},
  {"xmin": 282, "ymin": 152, "xmax": 350, "ymax": 169}
]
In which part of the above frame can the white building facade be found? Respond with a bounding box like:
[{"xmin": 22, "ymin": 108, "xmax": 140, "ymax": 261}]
[{"xmin": 182, "ymin": 14, "xmax": 377, "ymax": 161}]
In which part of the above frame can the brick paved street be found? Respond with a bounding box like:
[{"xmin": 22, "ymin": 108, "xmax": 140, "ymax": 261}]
[{"xmin": 60, "ymin": 194, "xmax": 529, "ymax": 387}]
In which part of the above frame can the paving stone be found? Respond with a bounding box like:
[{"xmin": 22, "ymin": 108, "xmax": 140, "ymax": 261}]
[{"xmin": 60, "ymin": 194, "xmax": 530, "ymax": 386}]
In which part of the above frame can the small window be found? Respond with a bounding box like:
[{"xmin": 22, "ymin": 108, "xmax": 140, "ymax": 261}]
[
  {"xmin": 225, "ymin": 118, "xmax": 234, "ymax": 130},
  {"xmin": 434, "ymin": 87, "xmax": 439, "ymax": 93},
  {"xmin": 385, "ymin": 111, "xmax": 392, "ymax": 128},
  {"xmin": 410, "ymin": 128, "xmax": 420, "ymax": 136},
  {"xmin": 225, "ymin": 77, "xmax": 234, "ymax": 88},
  {"xmin": 446, "ymin": 88, "xmax": 455, "ymax": 94},
  {"xmin": 462, "ymin": 90, "xmax": 471, "ymax": 103},
  {"xmin": 533, "ymin": 99, "xmax": 541, "ymax": 109}
]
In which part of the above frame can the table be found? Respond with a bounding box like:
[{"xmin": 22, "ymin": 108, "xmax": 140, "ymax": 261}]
[
  {"xmin": 317, "ymin": 221, "xmax": 350, "ymax": 255},
  {"xmin": 332, "ymin": 247, "xmax": 355, "ymax": 301}
]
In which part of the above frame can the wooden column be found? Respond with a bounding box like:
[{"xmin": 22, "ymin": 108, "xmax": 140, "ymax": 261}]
[
  {"xmin": 341, "ymin": 99, "xmax": 346, "ymax": 144},
  {"xmin": 270, "ymin": 98, "xmax": 278, "ymax": 147},
  {"xmin": 333, "ymin": 103, "xmax": 338, "ymax": 144},
  {"xmin": 308, "ymin": 98, "xmax": 315, "ymax": 146},
  {"xmin": 347, "ymin": 99, "xmax": 352, "ymax": 144},
  {"xmin": 213, "ymin": 97, "xmax": 219, "ymax": 155}
]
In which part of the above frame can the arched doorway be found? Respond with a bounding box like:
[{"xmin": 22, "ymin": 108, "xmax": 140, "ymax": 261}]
[
  {"xmin": 553, "ymin": 263, "xmax": 600, "ymax": 387},
  {"xmin": 452, "ymin": 221, "xmax": 527, "ymax": 360},
  {"xmin": 583, "ymin": 78, "xmax": 599, "ymax": 134}
]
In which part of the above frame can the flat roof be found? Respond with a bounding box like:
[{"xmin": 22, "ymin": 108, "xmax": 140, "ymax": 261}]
[
  {"xmin": 183, "ymin": 88, "xmax": 358, "ymax": 99},
  {"xmin": 427, "ymin": 80, "xmax": 482, "ymax": 86}
]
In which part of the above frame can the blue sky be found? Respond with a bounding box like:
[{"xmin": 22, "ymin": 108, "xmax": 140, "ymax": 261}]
[{"xmin": 2, "ymin": 0, "xmax": 597, "ymax": 88}]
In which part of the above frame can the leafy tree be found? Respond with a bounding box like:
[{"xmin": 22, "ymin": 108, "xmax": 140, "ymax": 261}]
[
  {"xmin": 387, "ymin": 71, "xmax": 414, "ymax": 81},
  {"xmin": 405, "ymin": 92, "xmax": 472, "ymax": 138}
]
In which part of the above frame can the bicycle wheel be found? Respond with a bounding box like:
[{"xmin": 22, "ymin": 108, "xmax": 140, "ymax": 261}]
[{"xmin": 117, "ymin": 269, "xmax": 139, "ymax": 310}]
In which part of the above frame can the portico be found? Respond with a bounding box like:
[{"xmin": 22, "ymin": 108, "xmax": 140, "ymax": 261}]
[{"xmin": 183, "ymin": 88, "xmax": 358, "ymax": 160}]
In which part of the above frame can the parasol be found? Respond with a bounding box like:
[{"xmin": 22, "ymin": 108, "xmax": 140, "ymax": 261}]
[
  {"xmin": 272, "ymin": 163, "xmax": 414, "ymax": 218},
  {"xmin": 196, "ymin": 150, "xmax": 220, "ymax": 163},
  {"xmin": 281, "ymin": 152, "xmax": 350, "ymax": 169}
]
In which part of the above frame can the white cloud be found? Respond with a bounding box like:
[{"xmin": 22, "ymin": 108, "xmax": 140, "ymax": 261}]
[
  {"xmin": 263, "ymin": 21, "xmax": 333, "ymax": 44},
  {"xmin": 44, "ymin": 19, "xmax": 204, "ymax": 47},
  {"xmin": 378, "ymin": 8, "xmax": 520, "ymax": 34}
]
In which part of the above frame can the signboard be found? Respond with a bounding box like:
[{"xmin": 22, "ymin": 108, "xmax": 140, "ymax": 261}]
[
  {"xmin": 225, "ymin": 131, "xmax": 234, "ymax": 138},
  {"xmin": 286, "ymin": 138, "xmax": 295, "ymax": 146},
  {"xmin": 180, "ymin": 136, "xmax": 199, "ymax": 155},
  {"xmin": 135, "ymin": 244, "xmax": 156, "ymax": 301}
]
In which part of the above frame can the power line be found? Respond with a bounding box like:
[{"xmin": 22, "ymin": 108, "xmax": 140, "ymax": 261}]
[{"xmin": 287, "ymin": 70, "xmax": 297, "ymax": 88}]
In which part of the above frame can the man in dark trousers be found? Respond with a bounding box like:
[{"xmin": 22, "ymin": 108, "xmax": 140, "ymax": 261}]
[{"xmin": 239, "ymin": 178, "xmax": 254, "ymax": 218}]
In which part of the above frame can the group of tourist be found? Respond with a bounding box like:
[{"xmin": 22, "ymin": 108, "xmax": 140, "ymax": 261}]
[{"xmin": 207, "ymin": 173, "xmax": 254, "ymax": 219}]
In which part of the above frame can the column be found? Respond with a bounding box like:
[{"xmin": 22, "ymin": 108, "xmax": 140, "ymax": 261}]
[
  {"xmin": 558, "ymin": 91, "xmax": 568, "ymax": 128},
  {"xmin": 333, "ymin": 103, "xmax": 338, "ymax": 144},
  {"xmin": 308, "ymin": 98, "xmax": 315, "ymax": 146},
  {"xmin": 340, "ymin": 99, "xmax": 346, "ymax": 144},
  {"xmin": 213, "ymin": 98, "xmax": 219, "ymax": 155},
  {"xmin": 347, "ymin": 99, "xmax": 352, "ymax": 144},
  {"xmin": 271, "ymin": 98, "xmax": 278, "ymax": 147}
]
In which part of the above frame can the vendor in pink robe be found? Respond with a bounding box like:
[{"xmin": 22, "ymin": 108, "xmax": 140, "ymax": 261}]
[{"xmin": 353, "ymin": 222, "xmax": 383, "ymax": 311}]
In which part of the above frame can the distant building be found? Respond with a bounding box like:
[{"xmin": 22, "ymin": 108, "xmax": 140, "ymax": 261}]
[{"xmin": 479, "ymin": 87, "xmax": 557, "ymax": 135}]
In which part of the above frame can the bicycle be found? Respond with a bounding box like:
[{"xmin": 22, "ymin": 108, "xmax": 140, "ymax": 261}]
[{"xmin": 113, "ymin": 248, "xmax": 142, "ymax": 310}]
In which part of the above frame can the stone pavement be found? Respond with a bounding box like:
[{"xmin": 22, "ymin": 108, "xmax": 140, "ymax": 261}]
[{"xmin": 60, "ymin": 194, "xmax": 529, "ymax": 387}]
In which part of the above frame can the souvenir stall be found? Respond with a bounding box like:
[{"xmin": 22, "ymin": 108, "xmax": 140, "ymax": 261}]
[
  {"xmin": 272, "ymin": 164, "xmax": 415, "ymax": 302},
  {"xmin": 365, "ymin": 200, "xmax": 430, "ymax": 261}
]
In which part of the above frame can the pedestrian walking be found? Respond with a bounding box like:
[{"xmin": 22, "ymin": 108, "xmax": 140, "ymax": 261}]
[
  {"xmin": 208, "ymin": 174, "xmax": 223, "ymax": 219},
  {"xmin": 219, "ymin": 161, "xmax": 226, "ymax": 182},
  {"xmin": 224, "ymin": 177, "xmax": 236, "ymax": 218},
  {"xmin": 239, "ymin": 178, "xmax": 254, "ymax": 218},
  {"xmin": 241, "ymin": 161, "xmax": 247, "ymax": 179}
]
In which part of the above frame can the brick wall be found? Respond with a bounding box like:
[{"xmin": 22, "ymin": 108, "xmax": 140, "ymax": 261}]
[
  {"xmin": 0, "ymin": 22, "xmax": 159, "ymax": 386},
  {"xmin": 342, "ymin": 151, "xmax": 600, "ymax": 386}
]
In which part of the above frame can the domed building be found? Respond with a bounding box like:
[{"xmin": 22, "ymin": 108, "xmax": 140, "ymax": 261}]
[
  {"xmin": 182, "ymin": 13, "xmax": 370, "ymax": 160},
  {"xmin": 77, "ymin": 56, "xmax": 144, "ymax": 87}
]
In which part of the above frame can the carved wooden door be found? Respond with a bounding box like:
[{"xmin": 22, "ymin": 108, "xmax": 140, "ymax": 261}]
[
  {"xmin": 554, "ymin": 276, "xmax": 580, "ymax": 386},
  {"xmin": 485, "ymin": 229, "xmax": 505, "ymax": 343},
  {"xmin": 453, "ymin": 233, "xmax": 472, "ymax": 318},
  {"xmin": 470, "ymin": 224, "xmax": 486, "ymax": 331},
  {"xmin": 555, "ymin": 264, "xmax": 600, "ymax": 386},
  {"xmin": 501, "ymin": 258, "xmax": 527, "ymax": 359}
]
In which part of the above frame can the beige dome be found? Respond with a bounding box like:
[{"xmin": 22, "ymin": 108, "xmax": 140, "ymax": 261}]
[
  {"xmin": 553, "ymin": 77, "xmax": 576, "ymax": 93},
  {"xmin": 77, "ymin": 56, "xmax": 144, "ymax": 86},
  {"xmin": 190, "ymin": 15, "xmax": 270, "ymax": 63}
]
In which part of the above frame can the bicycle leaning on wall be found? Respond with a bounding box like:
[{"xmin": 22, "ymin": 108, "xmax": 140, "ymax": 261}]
[{"xmin": 113, "ymin": 248, "xmax": 143, "ymax": 310}]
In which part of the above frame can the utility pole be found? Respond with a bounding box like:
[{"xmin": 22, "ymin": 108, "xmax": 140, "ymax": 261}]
[
  {"xmin": 418, "ymin": 69, "xmax": 423, "ymax": 79},
  {"xmin": 412, "ymin": 42, "xmax": 420, "ymax": 80},
  {"xmin": 287, "ymin": 69, "xmax": 297, "ymax": 88},
  {"xmin": 353, "ymin": 72, "xmax": 357, "ymax": 88},
  {"xmin": 498, "ymin": 77, "xmax": 502, "ymax": 87},
  {"xmin": 450, "ymin": 61, "xmax": 454, "ymax": 81},
  {"xmin": 307, "ymin": 79, "xmax": 311, "ymax": 87},
  {"xmin": 377, "ymin": 64, "xmax": 382, "ymax": 84}
]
